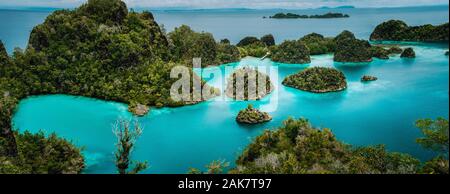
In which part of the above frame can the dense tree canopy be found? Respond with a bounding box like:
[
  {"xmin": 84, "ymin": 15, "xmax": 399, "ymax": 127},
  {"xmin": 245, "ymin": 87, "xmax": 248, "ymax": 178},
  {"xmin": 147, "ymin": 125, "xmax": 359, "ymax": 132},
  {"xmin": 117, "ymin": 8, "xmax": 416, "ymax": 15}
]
[
  {"xmin": 271, "ymin": 40, "xmax": 311, "ymax": 64},
  {"xmin": 225, "ymin": 67, "xmax": 273, "ymax": 100},
  {"xmin": 370, "ymin": 20, "xmax": 449, "ymax": 42},
  {"xmin": 334, "ymin": 30, "xmax": 373, "ymax": 62},
  {"xmin": 261, "ymin": 34, "xmax": 276, "ymax": 47}
]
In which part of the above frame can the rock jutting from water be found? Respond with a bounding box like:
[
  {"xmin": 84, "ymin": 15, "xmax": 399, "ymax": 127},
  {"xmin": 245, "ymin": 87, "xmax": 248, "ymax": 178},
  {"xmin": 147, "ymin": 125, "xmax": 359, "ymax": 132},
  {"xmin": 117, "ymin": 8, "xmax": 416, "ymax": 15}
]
[
  {"xmin": 225, "ymin": 67, "xmax": 274, "ymax": 101},
  {"xmin": 361, "ymin": 75, "xmax": 378, "ymax": 82},
  {"xmin": 401, "ymin": 47, "xmax": 416, "ymax": 58},
  {"xmin": 282, "ymin": 67, "xmax": 347, "ymax": 93},
  {"xmin": 236, "ymin": 104, "xmax": 272, "ymax": 124}
]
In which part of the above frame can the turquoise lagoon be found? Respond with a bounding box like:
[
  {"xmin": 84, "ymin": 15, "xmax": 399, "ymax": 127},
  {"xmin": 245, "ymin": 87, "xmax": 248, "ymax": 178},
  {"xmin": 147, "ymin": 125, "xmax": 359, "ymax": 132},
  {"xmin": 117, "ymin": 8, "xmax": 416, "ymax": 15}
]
[{"xmin": 12, "ymin": 43, "xmax": 449, "ymax": 174}]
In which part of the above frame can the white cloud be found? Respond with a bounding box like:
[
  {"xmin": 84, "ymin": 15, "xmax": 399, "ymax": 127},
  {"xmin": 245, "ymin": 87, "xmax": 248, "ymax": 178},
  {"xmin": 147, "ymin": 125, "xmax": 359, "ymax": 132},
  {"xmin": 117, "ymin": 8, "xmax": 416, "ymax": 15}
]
[{"xmin": 0, "ymin": 0, "xmax": 448, "ymax": 9}]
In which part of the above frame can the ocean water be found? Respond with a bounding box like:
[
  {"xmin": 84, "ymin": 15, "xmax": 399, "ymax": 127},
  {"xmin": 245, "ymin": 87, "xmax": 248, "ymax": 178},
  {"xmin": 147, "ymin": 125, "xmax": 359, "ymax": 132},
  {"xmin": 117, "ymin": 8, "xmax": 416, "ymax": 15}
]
[
  {"xmin": 13, "ymin": 42, "xmax": 449, "ymax": 174},
  {"xmin": 3, "ymin": 6, "xmax": 450, "ymax": 174},
  {"xmin": 1, "ymin": 5, "xmax": 449, "ymax": 53}
]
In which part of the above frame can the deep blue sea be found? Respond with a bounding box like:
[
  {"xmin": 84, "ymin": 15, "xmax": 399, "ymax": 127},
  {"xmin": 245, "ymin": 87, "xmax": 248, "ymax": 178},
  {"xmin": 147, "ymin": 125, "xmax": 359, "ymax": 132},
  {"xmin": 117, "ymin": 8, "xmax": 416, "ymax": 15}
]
[{"xmin": 2, "ymin": 6, "xmax": 449, "ymax": 174}]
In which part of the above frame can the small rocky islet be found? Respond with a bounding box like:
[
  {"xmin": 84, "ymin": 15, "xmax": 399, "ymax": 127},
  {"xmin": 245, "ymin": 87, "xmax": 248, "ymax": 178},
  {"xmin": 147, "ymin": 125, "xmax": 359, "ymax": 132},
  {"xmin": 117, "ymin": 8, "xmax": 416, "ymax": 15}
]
[
  {"xmin": 361, "ymin": 75, "xmax": 378, "ymax": 82},
  {"xmin": 225, "ymin": 67, "xmax": 274, "ymax": 101},
  {"xmin": 282, "ymin": 67, "xmax": 347, "ymax": 93},
  {"xmin": 401, "ymin": 47, "xmax": 416, "ymax": 58},
  {"xmin": 236, "ymin": 104, "xmax": 272, "ymax": 124}
]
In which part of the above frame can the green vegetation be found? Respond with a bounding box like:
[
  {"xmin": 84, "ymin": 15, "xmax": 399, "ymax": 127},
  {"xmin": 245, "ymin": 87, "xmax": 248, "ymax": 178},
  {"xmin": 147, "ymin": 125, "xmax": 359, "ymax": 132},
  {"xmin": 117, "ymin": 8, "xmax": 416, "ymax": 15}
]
[
  {"xmin": 0, "ymin": 95, "xmax": 18, "ymax": 157},
  {"xmin": 168, "ymin": 25, "xmax": 218, "ymax": 67},
  {"xmin": 237, "ymin": 36, "xmax": 262, "ymax": 47},
  {"xmin": 236, "ymin": 104, "xmax": 272, "ymax": 124},
  {"xmin": 401, "ymin": 47, "xmax": 416, "ymax": 58},
  {"xmin": 282, "ymin": 67, "xmax": 347, "ymax": 93},
  {"xmin": 334, "ymin": 30, "xmax": 373, "ymax": 62},
  {"xmin": 232, "ymin": 117, "xmax": 449, "ymax": 174},
  {"xmin": 271, "ymin": 40, "xmax": 311, "ymax": 64},
  {"xmin": 415, "ymin": 118, "xmax": 449, "ymax": 154},
  {"xmin": 370, "ymin": 20, "xmax": 449, "ymax": 42},
  {"xmin": 270, "ymin": 12, "xmax": 349, "ymax": 19},
  {"xmin": 114, "ymin": 119, "xmax": 148, "ymax": 174},
  {"xmin": 261, "ymin": 34, "xmax": 276, "ymax": 46},
  {"xmin": 0, "ymin": 131, "xmax": 84, "ymax": 174},
  {"xmin": 0, "ymin": 0, "xmax": 219, "ymax": 174},
  {"xmin": 238, "ymin": 42, "xmax": 269, "ymax": 58},
  {"xmin": 387, "ymin": 46, "xmax": 403, "ymax": 54},
  {"xmin": 415, "ymin": 118, "xmax": 449, "ymax": 174},
  {"xmin": 299, "ymin": 33, "xmax": 336, "ymax": 55},
  {"xmin": 188, "ymin": 160, "xmax": 230, "ymax": 174},
  {"xmin": 361, "ymin": 75, "xmax": 378, "ymax": 82},
  {"xmin": 225, "ymin": 67, "xmax": 273, "ymax": 100},
  {"xmin": 370, "ymin": 46, "xmax": 390, "ymax": 59}
]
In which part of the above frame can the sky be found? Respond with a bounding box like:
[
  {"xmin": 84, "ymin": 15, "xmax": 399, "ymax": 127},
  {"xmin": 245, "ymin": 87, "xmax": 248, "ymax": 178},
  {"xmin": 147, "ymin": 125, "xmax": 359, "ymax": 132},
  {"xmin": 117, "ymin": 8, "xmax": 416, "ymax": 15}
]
[{"xmin": 0, "ymin": 0, "xmax": 448, "ymax": 9}]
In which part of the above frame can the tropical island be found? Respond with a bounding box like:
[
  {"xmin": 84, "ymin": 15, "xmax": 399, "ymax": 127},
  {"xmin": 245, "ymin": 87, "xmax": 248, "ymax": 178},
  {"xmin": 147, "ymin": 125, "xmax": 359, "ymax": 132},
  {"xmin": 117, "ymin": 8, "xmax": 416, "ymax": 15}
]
[
  {"xmin": 282, "ymin": 67, "xmax": 347, "ymax": 93},
  {"xmin": 236, "ymin": 104, "xmax": 272, "ymax": 124},
  {"xmin": 225, "ymin": 67, "xmax": 273, "ymax": 100},
  {"xmin": 269, "ymin": 12, "xmax": 349, "ymax": 19},
  {"xmin": 370, "ymin": 20, "xmax": 449, "ymax": 42},
  {"xmin": 361, "ymin": 75, "xmax": 378, "ymax": 82},
  {"xmin": 0, "ymin": 0, "xmax": 449, "ymax": 174}
]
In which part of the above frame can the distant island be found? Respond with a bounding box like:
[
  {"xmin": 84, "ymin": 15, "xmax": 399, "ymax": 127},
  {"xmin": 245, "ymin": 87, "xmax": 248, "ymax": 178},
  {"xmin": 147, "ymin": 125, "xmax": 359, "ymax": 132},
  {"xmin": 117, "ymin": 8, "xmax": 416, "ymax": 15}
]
[{"xmin": 269, "ymin": 12, "xmax": 349, "ymax": 19}]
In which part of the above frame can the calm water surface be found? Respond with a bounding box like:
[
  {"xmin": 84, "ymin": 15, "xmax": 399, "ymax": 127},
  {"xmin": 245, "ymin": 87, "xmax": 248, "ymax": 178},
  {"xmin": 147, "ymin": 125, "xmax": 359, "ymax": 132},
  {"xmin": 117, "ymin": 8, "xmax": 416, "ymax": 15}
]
[
  {"xmin": 13, "ymin": 43, "xmax": 449, "ymax": 174},
  {"xmin": 2, "ymin": 6, "xmax": 449, "ymax": 174}
]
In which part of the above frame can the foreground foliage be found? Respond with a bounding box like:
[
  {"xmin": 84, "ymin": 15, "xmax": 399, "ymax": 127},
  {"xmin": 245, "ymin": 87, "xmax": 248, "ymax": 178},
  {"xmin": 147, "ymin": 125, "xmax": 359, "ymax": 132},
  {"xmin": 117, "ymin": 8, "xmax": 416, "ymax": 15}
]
[{"xmin": 370, "ymin": 20, "xmax": 449, "ymax": 42}]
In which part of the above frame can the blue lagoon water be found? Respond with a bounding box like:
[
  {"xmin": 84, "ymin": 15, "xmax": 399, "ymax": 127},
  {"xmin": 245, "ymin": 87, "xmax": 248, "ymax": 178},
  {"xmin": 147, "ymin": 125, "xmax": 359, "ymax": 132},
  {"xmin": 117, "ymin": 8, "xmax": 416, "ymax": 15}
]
[{"xmin": 2, "ymin": 6, "xmax": 449, "ymax": 174}]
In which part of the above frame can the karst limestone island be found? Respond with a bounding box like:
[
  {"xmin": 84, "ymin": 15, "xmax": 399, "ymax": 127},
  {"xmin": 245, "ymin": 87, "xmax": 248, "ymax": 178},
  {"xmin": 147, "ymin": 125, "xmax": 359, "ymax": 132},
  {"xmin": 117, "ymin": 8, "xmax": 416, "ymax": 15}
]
[
  {"xmin": 269, "ymin": 12, "xmax": 350, "ymax": 19},
  {"xmin": 236, "ymin": 104, "xmax": 272, "ymax": 124},
  {"xmin": 1, "ymin": 0, "xmax": 449, "ymax": 174}
]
